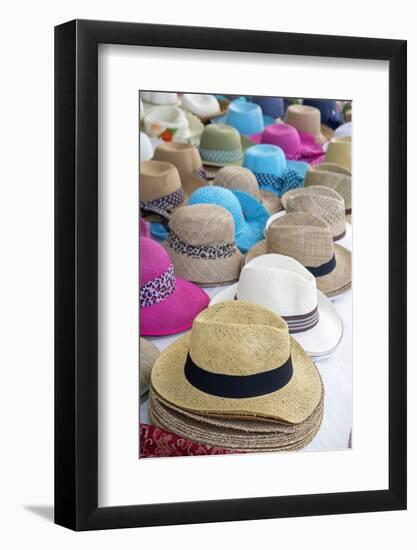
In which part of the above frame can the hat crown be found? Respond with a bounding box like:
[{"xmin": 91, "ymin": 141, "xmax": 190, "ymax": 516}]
[
  {"xmin": 284, "ymin": 104, "xmax": 321, "ymax": 136},
  {"xmin": 261, "ymin": 123, "xmax": 301, "ymax": 156},
  {"xmin": 140, "ymin": 237, "xmax": 173, "ymax": 284},
  {"xmin": 140, "ymin": 160, "xmax": 182, "ymax": 201},
  {"xmin": 324, "ymin": 136, "xmax": 352, "ymax": 170},
  {"xmin": 199, "ymin": 124, "xmax": 241, "ymax": 151},
  {"xmin": 237, "ymin": 254, "xmax": 318, "ymax": 317},
  {"xmin": 169, "ymin": 204, "xmax": 236, "ymax": 245},
  {"xmin": 226, "ymin": 102, "xmax": 264, "ymax": 134},
  {"xmin": 189, "ymin": 301, "xmax": 291, "ymax": 376},
  {"xmin": 252, "ymin": 96, "xmax": 285, "ymax": 118},
  {"xmin": 141, "ymin": 92, "xmax": 178, "ymax": 105},
  {"xmin": 266, "ymin": 212, "xmax": 334, "ymax": 266},
  {"xmin": 188, "ymin": 186, "xmax": 245, "ymax": 233},
  {"xmin": 144, "ymin": 105, "xmax": 188, "ymax": 128},
  {"xmin": 213, "ymin": 166, "xmax": 260, "ymax": 200},
  {"xmin": 303, "ymin": 98, "xmax": 337, "ymax": 120},
  {"xmin": 243, "ymin": 144, "xmax": 286, "ymax": 176},
  {"xmin": 154, "ymin": 142, "xmax": 202, "ymax": 173},
  {"xmin": 305, "ymin": 164, "xmax": 351, "ymax": 209}
]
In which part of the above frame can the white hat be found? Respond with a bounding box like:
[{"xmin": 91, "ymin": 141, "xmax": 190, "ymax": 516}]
[
  {"xmin": 141, "ymin": 92, "xmax": 178, "ymax": 106},
  {"xmin": 143, "ymin": 106, "xmax": 203, "ymax": 144},
  {"xmin": 181, "ymin": 94, "xmax": 220, "ymax": 117},
  {"xmin": 210, "ymin": 253, "xmax": 343, "ymax": 358},
  {"xmin": 334, "ymin": 121, "xmax": 352, "ymax": 138},
  {"xmin": 140, "ymin": 132, "xmax": 154, "ymax": 161}
]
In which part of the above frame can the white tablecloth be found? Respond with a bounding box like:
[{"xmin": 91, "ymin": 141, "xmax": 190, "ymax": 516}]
[{"xmin": 140, "ymin": 224, "xmax": 352, "ymax": 452}]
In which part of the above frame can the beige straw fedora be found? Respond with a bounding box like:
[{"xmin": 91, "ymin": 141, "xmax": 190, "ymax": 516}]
[
  {"xmin": 153, "ymin": 142, "xmax": 209, "ymax": 197},
  {"xmin": 325, "ymin": 136, "xmax": 352, "ymax": 171},
  {"xmin": 151, "ymin": 301, "xmax": 322, "ymax": 424},
  {"xmin": 304, "ymin": 162, "xmax": 352, "ymax": 222},
  {"xmin": 245, "ymin": 212, "xmax": 351, "ymax": 298},
  {"xmin": 163, "ymin": 203, "xmax": 244, "ymax": 286},
  {"xmin": 280, "ymin": 185, "xmax": 346, "ymax": 241},
  {"xmin": 140, "ymin": 337, "xmax": 160, "ymax": 397},
  {"xmin": 284, "ymin": 104, "xmax": 331, "ymax": 144},
  {"xmin": 212, "ymin": 165, "xmax": 283, "ymax": 215},
  {"xmin": 148, "ymin": 384, "xmax": 324, "ymax": 451},
  {"xmin": 139, "ymin": 160, "xmax": 185, "ymax": 222}
]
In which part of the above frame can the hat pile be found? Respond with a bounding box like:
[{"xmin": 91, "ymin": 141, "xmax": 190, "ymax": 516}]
[{"xmin": 148, "ymin": 301, "xmax": 324, "ymax": 452}]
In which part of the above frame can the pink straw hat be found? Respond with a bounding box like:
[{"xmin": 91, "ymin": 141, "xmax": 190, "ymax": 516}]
[
  {"xmin": 140, "ymin": 237, "xmax": 209, "ymax": 336},
  {"xmin": 250, "ymin": 123, "xmax": 325, "ymax": 165}
]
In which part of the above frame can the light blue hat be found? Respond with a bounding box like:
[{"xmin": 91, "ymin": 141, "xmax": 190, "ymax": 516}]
[
  {"xmin": 150, "ymin": 222, "xmax": 169, "ymax": 241},
  {"xmin": 187, "ymin": 186, "xmax": 269, "ymax": 254},
  {"xmin": 243, "ymin": 144, "xmax": 309, "ymax": 197},
  {"xmin": 211, "ymin": 100, "xmax": 275, "ymax": 131}
]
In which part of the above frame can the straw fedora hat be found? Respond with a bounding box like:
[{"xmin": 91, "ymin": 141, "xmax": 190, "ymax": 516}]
[
  {"xmin": 142, "ymin": 105, "xmax": 203, "ymax": 144},
  {"xmin": 304, "ymin": 163, "xmax": 352, "ymax": 221},
  {"xmin": 242, "ymin": 144, "xmax": 308, "ymax": 197},
  {"xmin": 153, "ymin": 142, "xmax": 209, "ymax": 197},
  {"xmin": 281, "ymin": 186, "xmax": 346, "ymax": 241},
  {"xmin": 284, "ymin": 104, "xmax": 330, "ymax": 144},
  {"xmin": 163, "ymin": 204, "xmax": 244, "ymax": 286},
  {"xmin": 151, "ymin": 300, "xmax": 322, "ymax": 424},
  {"xmin": 210, "ymin": 254, "xmax": 343, "ymax": 358},
  {"xmin": 249, "ymin": 123, "xmax": 325, "ymax": 165},
  {"xmin": 325, "ymin": 136, "xmax": 352, "ymax": 171},
  {"xmin": 245, "ymin": 212, "xmax": 351, "ymax": 298},
  {"xmin": 212, "ymin": 165, "xmax": 282, "ymax": 215},
  {"xmin": 140, "ymin": 237, "xmax": 209, "ymax": 336},
  {"xmin": 181, "ymin": 93, "xmax": 221, "ymax": 120},
  {"xmin": 148, "ymin": 385, "xmax": 324, "ymax": 451},
  {"xmin": 187, "ymin": 185, "xmax": 269, "ymax": 254},
  {"xmin": 198, "ymin": 124, "xmax": 251, "ymax": 167},
  {"xmin": 140, "ymin": 337, "xmax": 160, "ymax": 397},
  {"xmin": 139, "ymin": 160, "xmax": 185, "ymax": 222}
]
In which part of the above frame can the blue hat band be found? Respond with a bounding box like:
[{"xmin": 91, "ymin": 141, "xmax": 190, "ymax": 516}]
[
  {"xmin": 254, "ymin": 168, "xmax": 304, "ymax": 195},
  {"xmin": 199, "ymin": 147, "xmax": 242, "ymax": 164}
]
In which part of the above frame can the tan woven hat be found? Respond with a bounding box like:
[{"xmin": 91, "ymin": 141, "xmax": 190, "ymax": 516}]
[
  {"xmin": 281, "ymin": 186, "xmax": 346, "ymax": 240},
  {"xmin": 163, "ymin": 203, "xmax": 244, "ymax": 286},
  {"xmin": 284, "ymin": 104, "xmax": 331, "ymax": 144},
  {"xmin": 212, "ymin": 165, "xmax": 283, "ymax": 215},
  {"xmin": 153, "ymin": 142, "xmax": 209, "ymax": 197},
  {"xmin": 325, "ymin": 136, "xmax": 352, "ymax": 171},
  {"xmin": 245, "ymin": 212, "xmax": 351, "ymax": 297},
  {"xmin": 148, "ymin": 384, "xmax": 324, "ymax": 451},
  {"xmin": 151, "ymin": 301, "xmax": 322, "ymax": 424},
  {"xmin": 139, "ymin": 160, "xmax": 185, "ymax": 222},
  {"xmin": 304, "ymin": 163, "xmax": 352, "ymax": 219},
  {"xmin": 140, "ymin": 338, "xmax": 160, "ymax": 397}
]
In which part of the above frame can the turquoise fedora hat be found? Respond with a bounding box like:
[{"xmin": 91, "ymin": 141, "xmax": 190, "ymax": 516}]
[
  {"xmin": 150, "ymin": 221, "xmax": 169, "ymax": 241},
  {"xmin": 187, "ymin": 186, "xmax": 269, "ymax": 254},
  {"xmin": 211, "ymin": 100, "xmax": 275, "ymax": 132},
  {"xmin": 243, "ymin": 144, "xmax": 309, "ymax": 197}
]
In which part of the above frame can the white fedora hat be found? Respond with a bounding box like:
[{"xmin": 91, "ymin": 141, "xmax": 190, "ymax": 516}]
[
  {"xmin": 181, "ymin": 93, "xmax": 221, "ymax": 118},
  {"xmin": 141, "ymin": 91, "xmax": 179, "ymax": 106},
  {"xmin": 210, "ymin": 253, "xmax": 343, "ymax": 358}
]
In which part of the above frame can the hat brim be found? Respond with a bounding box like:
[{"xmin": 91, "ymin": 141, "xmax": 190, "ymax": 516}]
[
  {"xmin": 151, "ymin": 333, "xmax": 322, "ymax": 424},
  {"xmin": 150, "ymin": 222, "xmax": 169, "ymax": 241},
  {"xmin": 260, "ymin": 190, "xmax": 283, "ymax": 215},
  {"xmin": 231, "ymin": 190, "xmax": 270, "ymax": 253},
  {"xmin": 162, "ymin": 241, "xmax": 244, "ymax": 287},
  {"xmin": 140, "ymin": 278, "xmax": 209, "ymax": 337},
  {"xmin": 140, "ymin": 338, "xmax": 160, "ymax": 396},
  {"xmin": 210, "ymin": 285, "xmax": 343, "ymax": 358},
  {"xmin": 245, "ymin": 242, "xmax": 352, "ymax": 298}
]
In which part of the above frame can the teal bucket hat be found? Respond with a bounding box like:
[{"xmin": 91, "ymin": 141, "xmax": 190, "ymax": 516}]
[
  {"xmin": 243, "ymin": 144, "xmax": 309, "ymax": 197},
  {"xmin": 187, "ymin": 186, "xmax": 269, "ymax": 254}
]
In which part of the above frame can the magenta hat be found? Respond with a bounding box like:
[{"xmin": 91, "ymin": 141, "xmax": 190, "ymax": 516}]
[
  {"xmin": 140, "ymin": 217, "xmax": 150, "ymax": 238},
  {"xmin": 140, "ymin": 237, "xmax": 209, "ymax": 336},
  {"xmin": 250, "ymin": 123, "xmax": 325, "ymax": 165}
]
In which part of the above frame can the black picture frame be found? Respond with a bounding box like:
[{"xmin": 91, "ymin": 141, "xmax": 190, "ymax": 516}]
[{"xmin": 55, "ymin": 19, "xmax": 407, "ymax": 531}]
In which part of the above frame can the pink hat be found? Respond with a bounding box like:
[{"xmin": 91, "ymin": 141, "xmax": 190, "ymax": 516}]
[
  {"xmin": 140, "ymin": 237, "xmax": 209, "ymax": 336},
  {"xmin": 250, "ymin": 123, "xmax": 325, "ymax": 165},
  {"xmin": 140, "ymin": 217, "xmax": 150, "ymax": 238}
]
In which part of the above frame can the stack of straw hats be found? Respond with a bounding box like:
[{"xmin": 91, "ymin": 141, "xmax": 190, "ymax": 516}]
[{"xmin": 148, "ymin": 301, "xmax": 324, "ymax": 452}]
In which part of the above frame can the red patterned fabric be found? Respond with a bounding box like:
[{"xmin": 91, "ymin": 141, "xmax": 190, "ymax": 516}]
[{"xmin": 139, "ymin": 423, "xmax": 239, "ymax": 458}]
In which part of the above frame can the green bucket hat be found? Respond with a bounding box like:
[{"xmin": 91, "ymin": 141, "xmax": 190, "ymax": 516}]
[{"xmin": 199, "ymin": 123, "xmax": 252, "ymax": 167}]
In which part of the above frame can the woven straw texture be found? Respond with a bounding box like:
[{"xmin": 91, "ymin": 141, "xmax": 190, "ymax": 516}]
[
  {"xmin": 245, "ymin": 213, "xmax": 351, "ymax": 297},
  {"xmin": 284, "ymin": 104, "xmax": 327, "ymax": 143},
  {"xmin": 153, "ymin": 142, "xmax": 208, "ymax": 197},
  {"xmin": 282, "ymin": 186, "xmax": 346, "ymax": 240},
  {"xmin": 305, "ymin": 162, "xmax": 352, "ymax": 212},
  {"xmin": 324, "ymin": 136, "xmax": 352, "ymax": 170},
  {"xmin": 139, "ymin": 160, "xmax": 183, "ymax": 202},
  {"xmin": 140, "ymin": 338, "xmax": 160, "ymax": 396},
  {"xmin": 148, "ymin": 382, "xmax": 324, "ymax": 451},
  {"xmin": 151, "ymin": 301, "xmax": 322, "ymax": 424},
  {"xmin": 163, "ymin": 204, "xmax": 244, "ymax": 286}
]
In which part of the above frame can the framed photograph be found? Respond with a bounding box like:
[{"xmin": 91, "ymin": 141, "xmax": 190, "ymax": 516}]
[{"xmin": 55, "ymin": 19, "xmax": 407, "ymax": 531}]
